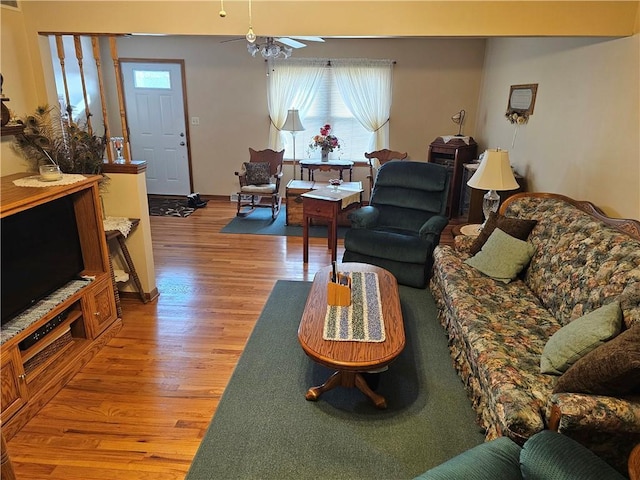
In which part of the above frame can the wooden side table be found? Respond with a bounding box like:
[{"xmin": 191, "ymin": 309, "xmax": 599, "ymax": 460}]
[
  {"xmin": 105, "ymin": 218, "xmax": 147, "ymax": 304},
  {"xmin": 299, "ymin": 159, "xmax": 354, "ymax": 181},
  {"xmin": 301, "ymin": 185, "xmax": 363, "ymax": 263}
]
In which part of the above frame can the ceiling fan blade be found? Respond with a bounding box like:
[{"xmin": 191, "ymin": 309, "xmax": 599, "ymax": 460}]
[
  {"xmin": 288, "ymin": 36, "xmax": 325, "ymax": 43},
  {"xmin": 276, "ymin": 37, "xmax": 307, "ymax": 49}
]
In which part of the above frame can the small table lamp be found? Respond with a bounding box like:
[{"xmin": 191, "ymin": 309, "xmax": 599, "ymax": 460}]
[
  {"xmin": 466, "ymin": 148, "xmax": 519, "ymax": 225},
  {"xmin": 282, "ymin": 109, "xmax": 305, "ymax": 179}
]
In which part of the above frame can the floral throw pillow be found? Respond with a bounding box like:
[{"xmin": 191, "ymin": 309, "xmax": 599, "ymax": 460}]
[{"xmin": 244, "ymin": 162, "xmax": 271, "ymax": 185}]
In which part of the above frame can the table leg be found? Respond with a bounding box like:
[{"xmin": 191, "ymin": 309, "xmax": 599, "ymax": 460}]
[
  {"xmin": 305, "ymin": 370, "xmax": 387, "ymax": 409},
  {"xmin": 330, "ymin": 208, "xmax": 338, "ymax": 263},
  {"xmin": 349, "ymin": 167, "xmax": 353, "ymax": 181},
  {"xmin": 303, "ymin": 213, "xmax": 310, "ymax": 263}
]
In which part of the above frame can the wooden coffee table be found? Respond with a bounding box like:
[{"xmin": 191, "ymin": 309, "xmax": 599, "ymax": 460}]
[{"xmin": 298, "ymin": 263, "xmax": 405, "ymax": 408}]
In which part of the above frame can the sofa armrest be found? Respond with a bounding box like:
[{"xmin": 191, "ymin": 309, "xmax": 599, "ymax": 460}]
[
  {"xmin": 549, "ymin": 393, "xmax": 640, "ymax": 434},
  {"xmin": 348, "ymin": 205, "xmax": 379, "ymax": 229},
  {"xmin": 454, "ymin": 234, "xmax": 475, "ymax": 255},
  {"xmin": 419, "ymin": 214, "xmax": 448, "ymax": 239}
]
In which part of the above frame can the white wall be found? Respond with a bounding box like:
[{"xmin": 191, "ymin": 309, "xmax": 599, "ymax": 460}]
[{"xmin": 476, "ymin": 35, "xmax": 640, "ymax": 219}]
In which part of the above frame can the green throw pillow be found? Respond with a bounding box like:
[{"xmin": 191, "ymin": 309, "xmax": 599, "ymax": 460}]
[
  {"xmin": 553, "ymin": 324, "xmax": 640, "ymax": 395},
  {"xmin": 244, "ymin": 162, "xmax": 271, "ymax": 185},
  {"xmin": 464, "ymin": 228, "xmax": 535, "ymax": 284},
  {"xmin": 540, "ymin": 302, "xmax": 622, "ymax": 375}
]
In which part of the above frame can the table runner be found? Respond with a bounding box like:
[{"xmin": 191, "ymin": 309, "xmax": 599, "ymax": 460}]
[{"xmin": 323, "ymin": 271, "xmax": 385, "ymax": 342}]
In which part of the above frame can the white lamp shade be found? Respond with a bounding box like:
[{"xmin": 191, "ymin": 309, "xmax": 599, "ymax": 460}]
[
  {"xmin": 467, "ymin": 149, "xmax": 519, "ymax": 191},
  {"xmin": 282, "ymin": 109, "xmax": 305, "ymax": 132}
]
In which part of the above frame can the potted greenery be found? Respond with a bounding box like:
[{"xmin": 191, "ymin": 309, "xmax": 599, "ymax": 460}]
[{"xmin": 13, "ymin": 105, "xmax": 107, "ymax": 177}]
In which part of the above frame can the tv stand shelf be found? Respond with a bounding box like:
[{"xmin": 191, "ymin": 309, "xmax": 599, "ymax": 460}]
[{"xmin": 0, "ymin": 173, "xmax": 122, "ymax": 441}]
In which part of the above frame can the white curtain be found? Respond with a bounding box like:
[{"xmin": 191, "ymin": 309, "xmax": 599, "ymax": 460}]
[
  {"xmin": 331, "ymin": 59, "xmax": 394, "ymax": 151},
  {"xmin": 266, "ymin": 58, "xmax": 326, "ymax": 151}
]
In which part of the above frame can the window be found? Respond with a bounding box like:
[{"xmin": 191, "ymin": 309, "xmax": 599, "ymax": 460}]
[
  {"xmin": 283, "ymin": 67, "xmax": 372, "ymax": 162},
  {"xmin": 133, "ymin": 70, "xmax": 171, "ymax": 89}
]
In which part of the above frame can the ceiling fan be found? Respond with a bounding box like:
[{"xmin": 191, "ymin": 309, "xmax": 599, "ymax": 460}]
[
  {"xmin": 218, "ymin": 0, "xmax": 324, "ymax": 59},
  {"xmin": 247, "ymin": 36, "xmax": 325, "ymax": 59}
]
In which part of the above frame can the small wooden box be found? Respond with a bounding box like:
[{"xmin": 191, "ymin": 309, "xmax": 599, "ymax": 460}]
[{"xmin": 327, "ymin": 272, "xmax": 351, "ymax": 307}]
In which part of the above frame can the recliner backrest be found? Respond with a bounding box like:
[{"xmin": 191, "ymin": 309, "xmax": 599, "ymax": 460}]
[{"xmin": 370, "ymin": 161, "xmax": 450, "ymax": 232}]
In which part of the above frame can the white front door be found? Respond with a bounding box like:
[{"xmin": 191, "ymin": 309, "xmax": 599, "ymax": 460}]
[{"xmin": 122, "ymin": 61, "xmax": 191, "ymax": 195}]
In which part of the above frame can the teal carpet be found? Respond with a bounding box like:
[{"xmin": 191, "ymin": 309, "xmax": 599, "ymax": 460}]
[
  {"xmin": 220, "ymin": 206, "xmax": 349, "ymax": 238},
  {"xmin": 186, "ymin": 280, "xmax": 484, "ymax": 480}
]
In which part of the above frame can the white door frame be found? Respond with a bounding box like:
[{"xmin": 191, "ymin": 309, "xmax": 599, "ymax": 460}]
[{"xmin": 120, "ymin": 58, "xmax": 193, "ymax": 195}]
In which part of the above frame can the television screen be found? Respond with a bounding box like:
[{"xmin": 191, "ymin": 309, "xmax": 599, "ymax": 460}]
[{"xmin": 1, "ymin": 195, "xmax": 85, "ymax": 324}]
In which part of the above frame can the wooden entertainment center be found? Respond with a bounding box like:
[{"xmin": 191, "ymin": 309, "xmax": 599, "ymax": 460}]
[{"xmin": 0, "ymin": 173, "xmax": 122, "ymax": 441}]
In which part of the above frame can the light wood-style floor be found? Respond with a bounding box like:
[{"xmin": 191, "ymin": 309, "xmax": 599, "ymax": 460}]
[{"xmin": 6, "ymin": 200, "xmax": 457, "ymax": 480}]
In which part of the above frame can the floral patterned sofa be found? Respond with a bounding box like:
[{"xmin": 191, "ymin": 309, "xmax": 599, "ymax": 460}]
[{"xmin": 430, "ymin": 192, "xmax": 640, "ymax": 474}]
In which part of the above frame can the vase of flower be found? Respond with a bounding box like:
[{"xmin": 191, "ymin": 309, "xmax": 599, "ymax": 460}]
[{"xmin": 310, "ymin": 123, "xmax": 340, "ymax": 163}]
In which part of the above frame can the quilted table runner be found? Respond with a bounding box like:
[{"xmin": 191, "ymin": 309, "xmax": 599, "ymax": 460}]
[{"xmin": 323, "ymin": 271, "xmax": 385, "ymax": 342}]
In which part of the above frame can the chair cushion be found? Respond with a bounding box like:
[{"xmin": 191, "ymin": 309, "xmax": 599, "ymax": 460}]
[
  {"xmin": 553, "ymin": 324, "xmax": 640, "ymax": 396},
  {"xmin": 414, "ymin": 437, "xmax": 523, "ymax": 480},
  {"xmin": 240, "ymin": 184, "xmax": 276, "ymax": 194},
  {"xmin": 469, "ymin": 211, "xmax": 537, "ymax": 255},
  {"xmin": 464, "ymin": 228, "xmax": 535, "ymax": 284},
  {"xmin": 344, "ymin": 228, "xmax": 433, "ymax": 264},
  {"xmin": 540, "ymin": 302, "xmax": 622, "ymax": 375},
  {"xmin": 244, "ymin": 162, "xmax": 271, "ymax": 185}
]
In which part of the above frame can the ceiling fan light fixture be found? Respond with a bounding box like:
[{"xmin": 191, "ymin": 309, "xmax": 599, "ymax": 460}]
[{"xmin": 246, "ymin": 27, "xmax": 257, "ymax": 43}]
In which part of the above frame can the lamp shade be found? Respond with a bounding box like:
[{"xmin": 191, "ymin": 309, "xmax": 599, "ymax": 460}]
[
  {"xmin": 282, "ymin": 109, "xmax": 305, "ymax": 132},
  {"xmin": 467, "ymin": 149, "xmax": 519, "ymax": 191}
]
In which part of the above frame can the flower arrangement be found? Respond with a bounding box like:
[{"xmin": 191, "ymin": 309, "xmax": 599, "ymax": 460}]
[
  {"xmin": 13, "ymin": 104, "xmax": 107, "ymax": 175},
  {"xmin": 505, "ymin": 110, "xmax": 529, "ymax": 125},
  {"xmin": 309, "ymin": 124, "xmax": 341, "ymax": 153}
]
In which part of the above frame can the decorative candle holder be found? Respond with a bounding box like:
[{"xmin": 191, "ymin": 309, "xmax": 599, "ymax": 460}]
[{"xmin": 39, "ymin": 164, "xmax": 62, "ymax": 182}]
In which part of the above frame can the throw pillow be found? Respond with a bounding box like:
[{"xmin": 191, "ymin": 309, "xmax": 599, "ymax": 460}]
[
  {"xmin": 553, "ymin": 324, "xmax": 640, "ymax": 396},
  {"xmin": 464, "ymin": 228, "xmax": 535, "ymax": 284},
  {"xmin": 469, "ymin": 211, "xmax": 537, "ymax": 255},
  {"xmin": 540, "ymin": 302, "xmax": 622, "ymax": 375},
  {"xmin": 244, "ymin": 162, "xmax": 271, "ymax": 185}
]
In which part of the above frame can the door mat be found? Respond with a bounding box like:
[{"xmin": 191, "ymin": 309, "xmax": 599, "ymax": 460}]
[{"xmin": 148, "ymin": 196, "xmax": 195, "ymax": 218}]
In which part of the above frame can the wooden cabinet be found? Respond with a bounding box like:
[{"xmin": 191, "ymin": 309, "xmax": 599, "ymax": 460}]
[
  {"xmin": 427, "ymin": 136, "xmax": 478, "ymax": 218},
  {"xmin": 0, "ymin": 173, "xmax": 122, "ymax": 440},
  {"xmin": 0, "ymin": 348, "xmax": 28, "ymax": 421}
]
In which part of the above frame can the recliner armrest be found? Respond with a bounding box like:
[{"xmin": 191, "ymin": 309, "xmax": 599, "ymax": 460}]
[
  {"xmin": 348, "ymin": 206, "xmax": 379, "ymax": 229},
  {"xmin": 419, "ymin": 215, "xmax": 449, "ymax": 239}
]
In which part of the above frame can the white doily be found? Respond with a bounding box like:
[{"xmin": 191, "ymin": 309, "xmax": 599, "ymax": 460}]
[
  {"xmin": 103, "ymin": 216, "xmax": 134, "ymax": 237},
  {"xmin": 440, "ymin": 135, "xmax": 471, "ymax": 145},
  {"xmin": 13, "ymin": 173, "xmax": 87, "ymax": 188}
]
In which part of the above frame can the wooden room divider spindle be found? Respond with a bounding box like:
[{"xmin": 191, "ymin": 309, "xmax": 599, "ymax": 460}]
[
  {"xmin": 109, "ymin": 36, "xmax": 131, "ymax": 163},
  {"xmin": 73, "ymin": 35, "xmax": 93, "ymax": 135},
  {"xmin": 54, "ymin": 35, "xmax": 72, "ymax": 124},
  {"xmin": 91, "ymin": 36, "xmax": 114, "ymax": 164}
]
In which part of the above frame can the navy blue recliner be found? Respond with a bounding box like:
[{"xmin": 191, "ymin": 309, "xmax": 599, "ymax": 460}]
[{"xmin": 342, "ymin": 161, "xmax": 450, "ymax": 288}]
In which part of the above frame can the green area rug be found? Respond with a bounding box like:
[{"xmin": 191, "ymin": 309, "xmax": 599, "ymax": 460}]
[
  {"xmin": 220, "ymin": 206, "xmax": 349, "ymax": 238},
  {"xmin": 186, "ymin": 280, "xmax": 484, "ymax": 480}
]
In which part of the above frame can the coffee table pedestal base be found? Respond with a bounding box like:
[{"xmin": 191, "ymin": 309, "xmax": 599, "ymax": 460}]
[{"xmin": 305, "ymin": 370, "xmax": 387, "ymax": 409}]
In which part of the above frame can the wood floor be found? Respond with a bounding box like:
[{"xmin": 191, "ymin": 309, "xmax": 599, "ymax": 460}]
[{"xmin": 5, "ymin": 200, "xmax": 458, "ymax": 480}]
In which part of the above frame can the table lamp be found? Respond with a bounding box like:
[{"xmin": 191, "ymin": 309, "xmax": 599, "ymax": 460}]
[
  {"xmin": 282, "ymin": 109, "xmax": 305, "ymax": 179},
  {"xmin": 466, "ymin": 148, "xmax": 519, "ymax": 225}
]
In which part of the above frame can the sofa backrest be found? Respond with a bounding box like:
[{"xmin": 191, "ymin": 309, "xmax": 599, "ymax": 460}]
[
  {"xmin": 370, "ymin": 161, "xmax": 450, "ymax": 232},
  {"xmin": 501, "ymin": 194, "xmax": 640, "ymax": 329}
]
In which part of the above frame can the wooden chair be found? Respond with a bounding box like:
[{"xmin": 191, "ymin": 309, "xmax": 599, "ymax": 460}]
[
  {"xmin": 235, "ymin": 148, "xmax": 284, "ymax": 220},
  {"xmin": 365, "ymin": 149, "xmax": 408, "ymax": 195}
]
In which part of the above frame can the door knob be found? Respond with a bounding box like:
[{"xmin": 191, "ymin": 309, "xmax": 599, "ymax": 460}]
[
  {"xmin": 180, "ymin": 132, "xmax": 185, "ymax": 137},
  {"xmin": 180, "ymin": 141, "xmax": 186, "ymax": 146}
]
